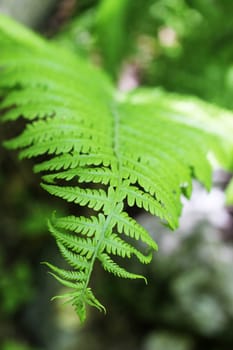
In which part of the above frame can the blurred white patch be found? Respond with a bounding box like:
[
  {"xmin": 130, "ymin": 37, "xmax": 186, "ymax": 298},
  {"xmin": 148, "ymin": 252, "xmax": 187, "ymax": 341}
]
[
  {"xmin": 180, "ymin": 182, "xmax": 231, "ymax": 232},
  {"xmin": 118, "ymin": 63, "xmax": 139, "ymax": 92},
  {"xmin": 158, "ymin": 27, "xmax": 177, "ymax": 47}
]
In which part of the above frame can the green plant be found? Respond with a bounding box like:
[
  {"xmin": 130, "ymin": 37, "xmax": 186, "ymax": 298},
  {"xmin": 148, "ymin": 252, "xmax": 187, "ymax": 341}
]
[
  {"xmin": 0, "ymin": 249, "xmax": 34, "ymax": 316},
  {"xmin": 0, "ymin": 15, "xmax": 233, "ymax": 323},
  {"xmin": 2, "ymin": 340, "xmax": 35, "ymax": 350}
]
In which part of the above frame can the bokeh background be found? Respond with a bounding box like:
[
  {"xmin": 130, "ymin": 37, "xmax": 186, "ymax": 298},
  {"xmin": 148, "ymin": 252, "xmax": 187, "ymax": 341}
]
[{"xmin": 0, "ymin": 1, "xmax": 233, "ymax": 349}]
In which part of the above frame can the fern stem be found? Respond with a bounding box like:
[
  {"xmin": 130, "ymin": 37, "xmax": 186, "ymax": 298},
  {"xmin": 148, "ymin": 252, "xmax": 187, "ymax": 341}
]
[
  {"xmin": 111, "ymin": 102, "xmax": 120, "ymax": 169},
  {"xmin": 81, "ymin": 206, "xmax": 117, "ymax": 296},
  {"xmin": 80, "ymin": 103, "xmax": 123, "ymax": 297}
]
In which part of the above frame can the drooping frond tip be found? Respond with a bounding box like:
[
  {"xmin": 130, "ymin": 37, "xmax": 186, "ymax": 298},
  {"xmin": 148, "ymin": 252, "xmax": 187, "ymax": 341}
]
[{"xmin": 0, "ymin": 15, "xmax": 233, "ymax": 322}]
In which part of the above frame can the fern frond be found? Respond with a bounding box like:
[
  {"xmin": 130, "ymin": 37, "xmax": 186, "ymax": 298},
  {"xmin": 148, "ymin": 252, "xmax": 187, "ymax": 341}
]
[
  {"xmin": 57, "ymin": 242, "xmax": 89, "ymax": 271},
  {"xmin": 34, "ymin": 153, "xmax": 115, "ymax": 173},
  {"xmin": 104, "ymin": 233, "xmax": 153, "ymax": 264},
  {"xmin": 54, "ymin": 214, "xmax": 104, "ymax": 237},
  {"xmin": 42, "ymin": 166, "xmax": 118, "ymax": 186},
  {"xmin": 48, "ymin": 272, "xmax": 82, "ymax": 290},
  {"xmin": 119, "ymin": 181, "xmax": 177, "ymax": 228},
  {"xmin": 1, "ymin": 15, "xmax": 233, "ymax": 322},
  {"xmin": 48, "ymin": 221, "xmax": 96, "ymax": 259},
  {"xmin": 43, "ymin": 262, "xmax": 86, "ymax": 282},
  {"xmin": 111, "ymin": 211, "xmax": 158, "ymax": 250},
  {"xmin": 42, "ymin": 184, "xmax": 110, "ymax": 211},
  {"xmin": 99, "ymin": 253, "xmax": 147, "ymax": 282}
]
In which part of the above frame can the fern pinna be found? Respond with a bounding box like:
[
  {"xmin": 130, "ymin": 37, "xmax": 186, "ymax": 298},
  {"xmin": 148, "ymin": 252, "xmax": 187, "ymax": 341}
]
[{"xmin": 0, "ymin": 15, "xmax": 233, "ymax": 322}]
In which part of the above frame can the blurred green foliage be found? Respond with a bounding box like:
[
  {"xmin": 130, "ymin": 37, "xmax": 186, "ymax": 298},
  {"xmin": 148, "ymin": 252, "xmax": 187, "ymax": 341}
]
[
  {"xmin": 57, "ymin": 0, "xmax": 233, "ymax": 109},
  {"xmin": 143, "ymin": 331, "xmax": 193, "ymax": 350},
  {"xmin": 96, "ymin": 0, "xmax": 132, "ymax": 77},
  {"xmin": 2, "ymin": 340, "xmax": 36, "ymax": 350},
  {"xmin": 0, "ymin": 252, "xmax": 34, "ymax": 315}
]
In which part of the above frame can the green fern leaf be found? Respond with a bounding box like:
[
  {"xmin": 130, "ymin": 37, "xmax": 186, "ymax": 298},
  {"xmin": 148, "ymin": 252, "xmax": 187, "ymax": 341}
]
[
  {"xmin": 99, "ymin": 253, "xmax": 147, "ymax": 282},
  {"xmin": 42, "ymin": 184, "xmax": 110, "ymax": 211},
  {"xmin": 54, "ymin": 214, "xmax": 104, "ymax": 237},
  {"xmin": 1, "ymin": 15, "xmax": 233, "ymax": 323},
  {"xmin": 43, "ymin": 262, "xmax": 86, "ymax": 282},
  {"xmin": 57, "ymin": 242, "xmax": 89, "ymax": 271}
]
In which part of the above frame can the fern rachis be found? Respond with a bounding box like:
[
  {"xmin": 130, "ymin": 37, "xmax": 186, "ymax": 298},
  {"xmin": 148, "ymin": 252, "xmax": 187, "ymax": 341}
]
[{"xmin": 0, "ymin": 15, "xmax": 233, "ymax": 322}]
